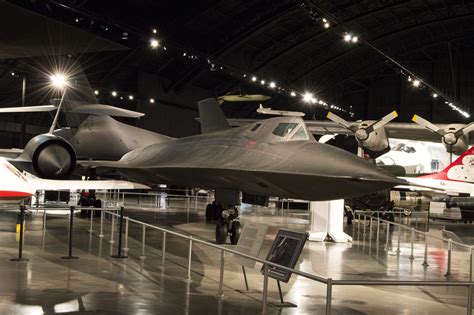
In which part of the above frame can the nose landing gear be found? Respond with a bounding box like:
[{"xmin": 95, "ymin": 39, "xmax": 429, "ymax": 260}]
[{"xmin": 207, "ymin": 203, "xmax": 241, "ymax": 245}]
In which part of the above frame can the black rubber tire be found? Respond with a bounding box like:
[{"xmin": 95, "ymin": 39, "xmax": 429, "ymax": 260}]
[
  {"xmin": 205, "ymin": 204, "xmax": 213, "ymax": 221},
  {"xmin": 230, "ymin": 221, "xmax": 242, "ymax": 245},
  {"xmin": 215, "ymin": 222, "xmax": 228, "ymax": 244},
  {"xmin": 213, "ymin": 204, "xmax": 223, "ymax": 221}
]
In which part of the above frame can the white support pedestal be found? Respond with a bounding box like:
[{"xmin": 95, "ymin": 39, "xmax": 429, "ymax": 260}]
[{"xmin": 308, "ymin": 199, "xmax": 352, "ymax": 243}]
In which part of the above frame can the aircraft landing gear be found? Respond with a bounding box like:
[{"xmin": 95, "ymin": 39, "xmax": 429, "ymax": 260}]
[{"xmin": 214, "ymin": 206, "xmax": 240, "ymax": 245}]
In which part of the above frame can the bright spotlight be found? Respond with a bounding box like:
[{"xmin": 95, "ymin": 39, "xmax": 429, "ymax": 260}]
[
  {"xmin": 324, "ymin": 22, "xmax": 330, "ymax": 28},
  {"xmin": 432, "ymin": 93, "xmax": 438, "ymax": 98},
  {"xmin": 269, "ymin": 81, "xmax": 276, "ymax": 88},
  {"xmin": 149, "ymin": 98, "xmax": 155, "ymax": 103},
  {"xmin": 412, "ymin": 79, "xmax": 420, "ymax": 87},
  {"xmin": 11, "ymin": 72, "xmax": 15, "ymax": 76},
  {"xmin": 129, "ymin": 95, "xmax": 134, "ymax": 100},
  {"xmin": 260, "ymin": 80, "xmax": 265, "ymax": 85},
  {"xmin": 251, "ymin": 76, "xmax": 257, "ymax": 82},
  {"xmin": 111, "ymin": 91, "xmax": 117, "ymax": 97},
  {"xmin": 152, "ymin": 28, "xmax": 157, "ymax": 34},
  {"xmin": 407, "ymin": 76, "xmax": 412, "ymax": 82},
  {"xmin": 290, "ymin": 91, "xmax": 296, "ymax": 97},
  {"xmin": 94, "ymin": 90, "xmax": 99, "ymax": 95},
  {"xmin": 351, "ymin": 36, "xmax": 358, "ymax": 43},
  {"xmin": 49, "ymin": 74, "xmax": 68, "ymax": 89},
  {"xmin": 322, "ymin": 18, "xmax": 327, "ymax": 23},
  {"xmin": 343, "ymin": 33, "xmax": 351, "ymax": 42},
  {"xmin": 303, "ymin": 92, "xmax": 314, "ymax": 103},
  {"xmin": 150, "ymin": 38, "xmax": 159, "ymax": 49}
]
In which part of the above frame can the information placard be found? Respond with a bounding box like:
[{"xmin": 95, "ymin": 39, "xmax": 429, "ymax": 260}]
[
  {"xmin": 232, "ymin": 222, "xmax": 268, "ymax": 269},
  {"xmin": 261, "ymin": 230, "xmax": 308, "ymax": 283}
]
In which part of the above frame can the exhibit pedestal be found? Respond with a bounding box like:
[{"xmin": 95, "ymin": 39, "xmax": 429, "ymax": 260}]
[{"xmin": 308, "ymin": 200, "xmax": 352, "ymax": 243}]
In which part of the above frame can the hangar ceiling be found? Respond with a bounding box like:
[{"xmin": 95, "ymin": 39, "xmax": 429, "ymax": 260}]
[{"xmin": 1, "ymin": 0, "xmax": 474, "ymax": 135}]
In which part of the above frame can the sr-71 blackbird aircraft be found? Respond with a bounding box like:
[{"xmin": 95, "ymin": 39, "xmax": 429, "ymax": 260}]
[{"xmin": 1, "ymin": 98, "xmax": 404, "ymax": 243}]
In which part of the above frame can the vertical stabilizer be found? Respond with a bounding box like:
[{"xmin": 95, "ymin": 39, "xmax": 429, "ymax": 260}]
[
  {"xmin": 198, "ymin": 98, "xmax": 230, "ymax": 134},
  {"xmin": 421, "ymin": 147, "xmax": 474, "ymax": 182}
]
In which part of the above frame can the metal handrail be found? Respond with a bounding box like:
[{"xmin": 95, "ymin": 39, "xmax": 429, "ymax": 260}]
[
  {"xmin": 104, "ymin": 210, "xmax": 474, "ymax": 299},
  {"xmin": 357, "ymin": 213, "xmax": 472, "ymax": 250}
]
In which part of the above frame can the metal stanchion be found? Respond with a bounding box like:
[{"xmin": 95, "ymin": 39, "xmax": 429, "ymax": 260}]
[
  {"xmin": 99, "ymin": 211, "xmax": 104, "ymax": 238},
  {"xmin": 422, "ymin": 233, "xmax": 429, "ymax": 267},
  {"xmin": 88, "ymin": 210, "xmax": 94, "ymax": 233},
  {"xmin": 470, "ymin": 247, "xmax": 473, "ymax": 282},
  {"xmin": 217, "ymin": 249, "xmax": 225, "ymax": 298},
  {"xmin": 326, "ymin": 278, "xmax": 332, "ymax": 315},
  {"xmin": 357, "ymin": 213, "xmax": 361, "ymax": 235},
  {"xmin": 262, "ymin": 263, "xmax": 269, "ymax": 314},
  {"xmin": 409, "ymin": 229, "xmax": 415, "ymax": 260},
  {"xmin": 62, "ymin": 206, "xmax": 78, "ymax": 259},
  {"xmin": 385, "ymin": 221, "xmax": 390, "ymax": 248},
  {"xmin": 397, "ymin": 224, "xmax": 401, "ymax": 254},
  {"xmin": 376, "ymin": 218, "xmax": 380, "ymax": 243},
  {"xmin": 140, "ymin": 225, "xmax": 146, "ymax": 260},
  {"xmin": 161, "ymin": 231, "xmax": 166, "ymax": 266},
  {"xmin": 369, "ymin": 217, "xmax": 373, "ymax": 239},
  {"xmin": 11, "ymin": 205, "xmax": 28, "ymax": 262},
  {"xmin": 42, "ymin": 210, "xmax": 47, "ymax": 230},
  {"xmin": 445, "ymin": 239, "xmax": 452, "ymax": 277},
  {"xmin": 123, "ymin": 217, "xmax": 129, "ymax": 254},
  {"xmin": 468, "ymin": 285, "xmax": 473, "ymax": 315},
  {"xmin": 112, "ymin": 207, "xmax": 128, "ymax": 259},
  {"xmin": 363, "ymin": 216, "xmax": 367, "ymax": 238},
  {"xmin": 109, "ymin": 213, "xmax": 116, "ymax": 244},
  {"xmin": 186, "ymin": 237, "xmax": 193, "ymax": 281}
]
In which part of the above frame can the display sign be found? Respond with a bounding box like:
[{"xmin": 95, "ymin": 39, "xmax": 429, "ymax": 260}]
[
  {"xmin": 261, "ymin": 229, "xmax": 308, "ymax": 283},
  {"xmin": 232, "ymin": 222, "xmax": 268, "ymax": 269}
]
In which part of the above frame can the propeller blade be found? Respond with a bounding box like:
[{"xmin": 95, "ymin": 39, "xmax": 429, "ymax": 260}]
[
  {"xmin": 455, "ymin": 122, "xmax": 474, "ymax": 137},
  {"xmin": 369, "ymin": 111, "xmax": 398, "ymax": 131},
  {"xmin": 326, "ymin": 112, "xmax": 354, "ymax": 130},
  {"xmin": 412, "ymin": 114, "xmax": 444, "ymax": 135}
]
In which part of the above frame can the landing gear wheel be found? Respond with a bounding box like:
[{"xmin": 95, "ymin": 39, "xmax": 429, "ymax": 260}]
[
  {"xmin": 215, "ymin": 222, "xmax": 228, "ymax": 244},
  {"xmin": 230, "ymin": 221, "xmax": 241, "ymax": 245},
  {"xmin": 205, "ymin": 204, "xmax": 213, "ymax": 221}
]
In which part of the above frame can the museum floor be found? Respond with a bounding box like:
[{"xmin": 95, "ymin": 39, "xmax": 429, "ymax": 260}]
[{"xmin": 0, "ymin": 203, "xmax": 471, "ymax": 314}]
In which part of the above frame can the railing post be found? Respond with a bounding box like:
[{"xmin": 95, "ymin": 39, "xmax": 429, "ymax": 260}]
[
  {"xmin": 376, "ymin": 218, "xmax": 380, "ymax": 243},
  {"xmin": 262, "ymin": 263, "xmax": 269, "ymax": 314},
  {"xmin": 187, "ymin": 237, "xmax": 193, "ymax": 281},
  {"xmin": 470, "ymin": 246, "xmax": 473, "ymax": 282},
  {"xmin": 326, "ymin": 278, "xmax": 332, "ymax": 315},
  {"xmin": 357, "ymin": 213, "xmax": 361, "ymax": 235},
  {"xmin": 217, "ymin": 249, "xmax": 225, "ymax": 299},
  {"xmin": 123, "ymin": 217, "xmax": 129, "ymax": 255},
  {"xmin": 363, "ymin": 215, "xmax": 367, "ymax": 237},
  {"xmin": 409, "ymin": 229, "xmax": 415, "ymax": 260},
  {"xmin": 468, "ymin": 285, "xmax": 473, "ymax": 315},
  {"xmin": 397, "ymin": 224, "xmax": 401, "ymax": 254},
  {"xmin": 43, "ymin": 210, "xmax": 47, "ymax": 230},
  {"xmin": 162, "ymin": 231, "xmax": 166, "ymax": 266},
  {"xmin": 385, "ymin": 221, "xmax": 390, "ymax": 248},
  {"xmin": 99, "ymin": 211, "xmax": 104, "ymax": 238},
  {"xmin": 88, "ymin": 210, "xmax": 94, "ymax": 233},
  {"xmin": 422, "ymin": 233, "xmax": 429, "ymax": 267},
  {"xmin": 140, "ymin": 225, "xmax": 146, "ymax": 260},
  {"xmin": 369, "ymin": 216, "xmax": 373, "ymax": 239},
  {"xmin": 445, "ymin": 239, "xmax": 452, "ymax": 278},
  {"xmin": 109, "ymin": 212, "xmax": 115, "ymax": 244}
]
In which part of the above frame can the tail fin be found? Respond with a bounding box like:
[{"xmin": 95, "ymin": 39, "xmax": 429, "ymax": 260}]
[
  {"xmin": 198, "ymin": 98, "xmax": 230, "ymax": 133},
  {"xmin": 421, "ymin": 147, "xmax": 474, "ymax": 182}
]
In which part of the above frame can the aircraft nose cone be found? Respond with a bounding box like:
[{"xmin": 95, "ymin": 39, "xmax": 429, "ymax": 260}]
[{"xmin": 284, "ymin": 142, "xmax": 406, "ymax": 200}]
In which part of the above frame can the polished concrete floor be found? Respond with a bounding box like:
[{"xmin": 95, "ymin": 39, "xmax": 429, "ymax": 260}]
[{"xmin": 0, "ymin": 202, "xmax": 472, "ymax": 314}]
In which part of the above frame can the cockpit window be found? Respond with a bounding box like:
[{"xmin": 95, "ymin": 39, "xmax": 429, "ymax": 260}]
[
  {"xmin": 251, "ymin": 124, "xmax": 261, "ymax": 131},
  {"xmin": 291, "ymin": 126, "xmax": 308, "ymax": 140},
  {"xmin": 272, "ymin": 123, "xmax": 298, "ymax": 137}
]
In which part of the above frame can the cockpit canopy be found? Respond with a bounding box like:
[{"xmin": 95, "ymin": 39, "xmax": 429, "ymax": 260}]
[{"xmin": 245, "ymin": 117, "xmax": 311, "ymax": 143}]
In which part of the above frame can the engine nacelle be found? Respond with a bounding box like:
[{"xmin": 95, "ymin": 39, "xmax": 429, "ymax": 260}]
[
  {"xmin": 442, "ymin": 125, "xmax": 469, "ymax": 155},
  {"xmin": 22, "ymin": 134, "xmax": 76, "ymax": 179},
  {"xmin": 356, "ymin": 121, "xmax": 389, "ymax": 156}
]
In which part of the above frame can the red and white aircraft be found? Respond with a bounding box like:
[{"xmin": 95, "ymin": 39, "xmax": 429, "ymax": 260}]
[
  {"xmin": 401, "ymin": 147, "xmax": 474, "ymax": 195},
  {"xmin": 0, "ymin": 157, "xmax": 148, "ymax": 203}
]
